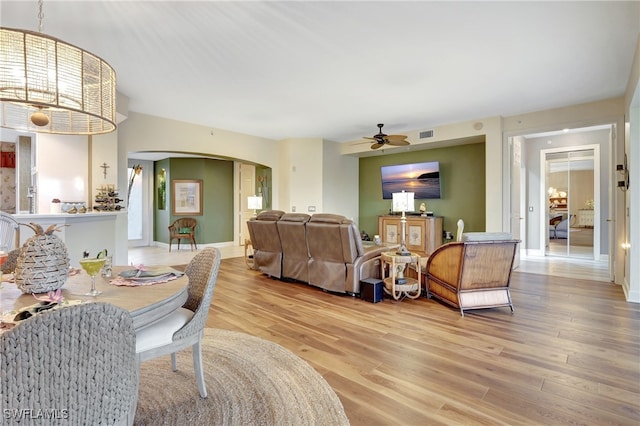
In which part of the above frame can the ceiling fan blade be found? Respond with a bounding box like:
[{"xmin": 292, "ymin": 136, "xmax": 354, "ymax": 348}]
[
  {"xmin": 386, "ymin": 134, "xmax": 408, "ymax": 142},
  {"xmin": 371, "ymin": 142, "xmax": 385, "ymax": 150},
  {"xmin": 387, "ymin": 140, "xmax": 410, "ymax": 146}
]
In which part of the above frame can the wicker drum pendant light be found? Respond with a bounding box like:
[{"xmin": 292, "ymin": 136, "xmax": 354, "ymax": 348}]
[{"xmin": 0, "ymin": 0, "xmax": 116, "ymax": 135}]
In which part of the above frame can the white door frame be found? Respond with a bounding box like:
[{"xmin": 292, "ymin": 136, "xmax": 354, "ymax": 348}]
[
  {"xmin": 236, "ymin": 162, "xmax": 256, "ymax": 246},
  {"xmin": 127, "ymin": 159, "xmax": 153, "ymax": 247}
]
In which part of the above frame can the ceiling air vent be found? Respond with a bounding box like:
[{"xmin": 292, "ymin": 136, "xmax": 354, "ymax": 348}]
[{"xmin": 419, "ymin": 130, "xmax": 434, "ymax": 139}]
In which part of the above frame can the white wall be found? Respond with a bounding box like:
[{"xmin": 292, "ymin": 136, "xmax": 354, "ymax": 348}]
[
  {"xmin": 36, "ymin": 134, "xmax": 88, "ymax": 213},
  {"xmin": 118, "ymin": 111, "xmax": 283, "ymax": 211},
  {"xmin": 33, "ymin": 132, "xmax": 119, "ymax": 215},
  {"xmin": 322, "ymin": 139, "xmax": 359, "ymax": 220},
  {"xmin": 90, "ymin": 131, "xmax": 119, "ymax": 208},
  {"xmin": 278, "ymin": 138, "xmax": 324, "ymax": 214},
  {"xmin": 623, "ymin": 34, "xmax": 639, "ymax": 301},
  {"xmin": 625, "ymin": 89, "xmax": 638, "ymax": 301}
]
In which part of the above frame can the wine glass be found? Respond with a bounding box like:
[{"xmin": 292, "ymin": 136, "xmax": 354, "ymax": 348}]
[{"xmin": 79, "ymin": 257, "xmax": 106, "ymax": 296}]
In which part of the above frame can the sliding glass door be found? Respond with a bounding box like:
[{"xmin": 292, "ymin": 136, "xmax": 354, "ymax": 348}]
[{"xmin": 545, "ymin": 149, "xmax": 596, "ymax": 258}]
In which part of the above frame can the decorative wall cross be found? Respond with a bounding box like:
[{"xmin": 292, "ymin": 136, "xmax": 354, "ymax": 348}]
[{"xmin": 100, "ymin": 162, "xmax": 110, "ymax": 179}]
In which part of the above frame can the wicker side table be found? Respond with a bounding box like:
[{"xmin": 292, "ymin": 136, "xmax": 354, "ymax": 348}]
[
  {"xmin": 381, "ymin": 251, "xmax": 422, "ymax": 301},
  {"xmin": 244, "ymin": 239, "xmax": 255, "ymax": 269}
]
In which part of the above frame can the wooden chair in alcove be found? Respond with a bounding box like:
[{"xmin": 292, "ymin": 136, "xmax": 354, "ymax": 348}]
[{"xmin": 168, "ymin": 218, "xmax": 198, "ymax": 252}]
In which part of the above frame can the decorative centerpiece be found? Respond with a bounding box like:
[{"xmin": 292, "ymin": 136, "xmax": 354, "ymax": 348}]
[{"xmin": 14, "ymin": 223, "xmax": 70, "ymax": 294}]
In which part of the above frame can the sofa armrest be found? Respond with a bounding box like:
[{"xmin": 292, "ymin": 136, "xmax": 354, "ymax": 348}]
[
  {"xmin": 346, "ymin": 244, "xmax": 399, "ymax": 294},
  {"xmin": 426, "ymin": 243, "xmax": 464, "ymax": 288}
]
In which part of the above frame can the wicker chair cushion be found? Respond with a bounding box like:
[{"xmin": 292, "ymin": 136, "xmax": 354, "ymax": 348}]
[
  {"xmin": 136, "ymin": 247, "xmax": 221, "ymax": 398},
  {"xmin": 462, "ymin": 232, "xmax": 512, "ymax": 242},
  {"xmin": 136, "ymin": 307, "xmax": 194, "ymax": 352}
]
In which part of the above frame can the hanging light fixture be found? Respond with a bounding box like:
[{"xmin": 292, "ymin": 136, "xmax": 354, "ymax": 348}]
[{"xmin": 0, "ymin": 0, "xmax": 116, "ymax": 135}]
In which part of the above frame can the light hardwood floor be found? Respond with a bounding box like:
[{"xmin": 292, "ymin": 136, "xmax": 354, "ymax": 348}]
[{"xmin": 130, "ymin": 245, "xmax": 639, "ymax": 425}]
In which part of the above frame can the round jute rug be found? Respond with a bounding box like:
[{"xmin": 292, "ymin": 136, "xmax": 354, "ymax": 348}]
[{"xmin": 134, "ymin": 328, "xmax": 350, "ymax": 426}]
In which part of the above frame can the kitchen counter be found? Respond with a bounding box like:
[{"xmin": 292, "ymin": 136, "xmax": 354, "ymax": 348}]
[{"xmin": 13, "ymin": 211, "xmax": 128, "ymax": 267}]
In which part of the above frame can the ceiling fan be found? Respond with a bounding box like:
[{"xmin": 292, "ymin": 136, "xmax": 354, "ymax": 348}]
[{"xmin": 364, "ymin": 123, "xmax": 410, "ymax": 150}]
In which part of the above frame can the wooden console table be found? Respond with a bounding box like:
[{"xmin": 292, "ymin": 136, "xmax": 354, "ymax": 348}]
[{"xmin": 378, "ymin": 215, "xmax": 443, "ymax": 256}]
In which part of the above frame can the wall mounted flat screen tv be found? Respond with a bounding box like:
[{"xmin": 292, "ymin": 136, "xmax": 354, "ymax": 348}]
[{"xmin": 381, "ymin": 161, "xmax": 441, "ymax": 200}]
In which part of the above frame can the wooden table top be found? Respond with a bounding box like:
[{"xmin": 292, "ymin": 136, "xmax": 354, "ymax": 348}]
[{"xmin": 1, "ymin": 266, "xmax": 189, "ymax": 331}]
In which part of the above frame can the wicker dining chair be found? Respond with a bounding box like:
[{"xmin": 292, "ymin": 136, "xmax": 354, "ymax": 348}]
[
  {"xmin": 135, "ymin": 247, "xmax": 221, "ymax": 398},
  {"xmin": 0, "ymin": 211, "xmax": 20, "ymax": 252},
  {"xmin": 0, "ymin": 302, "xmax": 138, "ymax": 426},
  {"xmin": 168, "ymin": 217, "xmax": 198, "ymax": 252}
]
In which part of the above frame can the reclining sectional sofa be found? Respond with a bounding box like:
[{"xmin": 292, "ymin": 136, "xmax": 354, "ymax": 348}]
[{"xmin": 247, "ymin": 211, "xmax": 392, "ymax": 294}]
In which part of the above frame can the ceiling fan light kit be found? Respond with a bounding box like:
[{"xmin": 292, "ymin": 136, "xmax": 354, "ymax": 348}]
[{"xmin": 364, "ymin": 123, "xmax": 410, "ymax": 150}]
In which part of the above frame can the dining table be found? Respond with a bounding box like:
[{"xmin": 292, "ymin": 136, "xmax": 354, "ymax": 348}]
[{"xmin": 0, "ymin": 265, "xmax": 189, "ymax": 332}]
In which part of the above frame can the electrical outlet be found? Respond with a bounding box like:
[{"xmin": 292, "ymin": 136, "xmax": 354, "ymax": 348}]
[
  {"xmin": 291, "ymin": 206, "xmax": 296, "ymax": 212},
  {"xmin": 308, "ymin": 206, "xmax": 316, "ymax": 212}
]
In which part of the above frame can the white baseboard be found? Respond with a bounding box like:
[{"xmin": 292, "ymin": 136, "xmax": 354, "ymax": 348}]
[{"xmin": 153, "ymin": 241, "xmax": 235, "ymax": 249}]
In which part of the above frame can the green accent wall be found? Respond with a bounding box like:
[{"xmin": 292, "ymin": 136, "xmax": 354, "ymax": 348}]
[
  {"xmin": 359, "ymin": 142, "xmax": 486, "ymax": 238},
  {"xmin": 154, "ymin": 157, "xmax": 234, "ymax": 244}
]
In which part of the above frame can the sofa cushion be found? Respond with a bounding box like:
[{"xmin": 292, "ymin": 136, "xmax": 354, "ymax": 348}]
[
  {"xmin": 308, "ymin": 213, "xmax": 347, "ymax": 225},
  {"xmin": 256, "ymin": 210, "xmax": 286, "ymax": 221},
  {"xmin": 277, "ymin": 213, "xmax": 311, "ymax": 282},
  {"xmin": 280, "ymin": 213, "xmax": 311, "ymax": 223}
]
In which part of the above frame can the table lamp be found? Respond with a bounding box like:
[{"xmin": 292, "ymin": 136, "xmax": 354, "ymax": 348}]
[
  {"xmin": 392, "ymin": 190, "xmax": 415, "ymax": 256},
  {"xmin": 247, "ymin": 195, "xmax": 263, "ymax": 216}
]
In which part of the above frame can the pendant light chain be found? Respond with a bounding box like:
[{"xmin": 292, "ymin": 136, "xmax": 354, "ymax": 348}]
[
  {"xmin": 0, "ymin": 0, "xmax": 117, "ymax": 134},
  {"xmin": 38, "ymin": 0, "xmax": 44, "ymax": 33}
]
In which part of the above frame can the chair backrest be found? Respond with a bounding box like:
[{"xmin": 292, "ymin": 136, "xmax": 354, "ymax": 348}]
[
  {"xmin": 173, "ymin": 247, "xmax": 221, "ymax": 341},
  {"xmin": 0, "ymin": 211, "xmax": 20, "ymax": 252},
  {"xmin": 456, "ymin": 219, "xmax": 464, "ymax": 242},
  {"xmin": 458, "ymin": 239, "xmax": 518, "ymax": 291},
  {"xmin": 1, "ymin": 302, "xmax": 138, "ymax": 425},
  {"xmin": 170, "ymin": 217, "xmax": 197, "ymax": 233}
]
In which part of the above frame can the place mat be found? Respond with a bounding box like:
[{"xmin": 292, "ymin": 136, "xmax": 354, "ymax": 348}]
[
  {"xmin": 0, "ymin": 299, "xmax": 84, "ymax": 335},
  {"xmin": 110, "ymin": 267, "xmax": 184, "ymax": 287},
  {"xmin": 118, "ymin": 267, "xmax": 184, "ymax": 279}
]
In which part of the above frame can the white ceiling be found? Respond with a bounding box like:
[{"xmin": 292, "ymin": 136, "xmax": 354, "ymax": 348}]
[{"xmin": 1, "ymin": 1, "xmax": 639, "ymax": 143}]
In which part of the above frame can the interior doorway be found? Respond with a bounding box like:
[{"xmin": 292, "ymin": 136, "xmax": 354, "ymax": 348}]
[
  {"xmin": 127, "ymin": 160, "xmax": 153, "ymax": 247},
  {"xmin": 508, "ymin": 123, "xmax": 614, "ymax": 281},
  {"xmin": 238, "ymin": 163, "xmax": 257, "ymax": 245}
]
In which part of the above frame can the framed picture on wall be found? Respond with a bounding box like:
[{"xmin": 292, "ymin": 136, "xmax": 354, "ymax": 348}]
[{"xmin": 172, "ymin": 179, "xmax": 203, "ymax": 215}]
